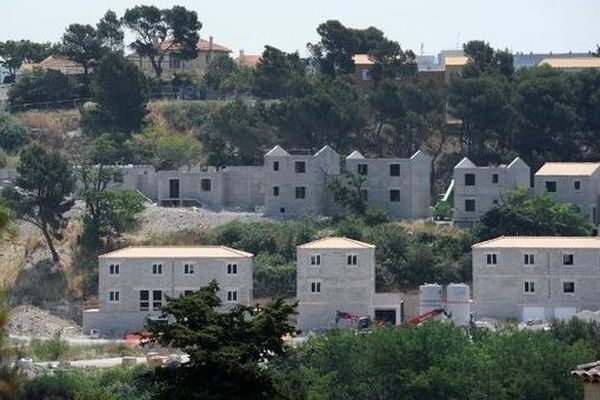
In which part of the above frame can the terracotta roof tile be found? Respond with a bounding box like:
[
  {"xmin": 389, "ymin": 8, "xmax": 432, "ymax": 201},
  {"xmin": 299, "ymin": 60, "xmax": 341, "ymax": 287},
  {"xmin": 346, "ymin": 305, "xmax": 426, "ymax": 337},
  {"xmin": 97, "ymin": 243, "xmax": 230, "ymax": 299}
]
[
  {"xmin": 473, "ymin": 236, "xmax": 600, "ymax": 249},
  {"xmin": 99, "ymin": 246, "xmax": 253, "ymax": 259}
]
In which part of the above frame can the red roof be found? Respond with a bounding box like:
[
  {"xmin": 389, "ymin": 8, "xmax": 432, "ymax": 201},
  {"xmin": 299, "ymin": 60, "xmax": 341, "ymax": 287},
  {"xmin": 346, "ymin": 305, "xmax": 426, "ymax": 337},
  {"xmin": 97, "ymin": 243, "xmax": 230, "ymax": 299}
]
[
  {"xmin": 160, "ymin": 37, "xmax": 231, "ymax": 53},
  {"xmin": 235, "ymin": 54, "xmax": 261, "ymax": 68}
]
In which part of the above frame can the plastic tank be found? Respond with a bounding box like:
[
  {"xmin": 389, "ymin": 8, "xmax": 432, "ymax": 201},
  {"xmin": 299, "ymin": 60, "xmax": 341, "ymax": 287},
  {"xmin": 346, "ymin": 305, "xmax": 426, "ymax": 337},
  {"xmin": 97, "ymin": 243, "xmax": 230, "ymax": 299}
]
[
  {"xmin": 446, "ymin": 283, "xmax": 471, "ymax": 326},
  {"xmin": 419, "ymin": 283, "xmax": 443, "ymax": 314}
]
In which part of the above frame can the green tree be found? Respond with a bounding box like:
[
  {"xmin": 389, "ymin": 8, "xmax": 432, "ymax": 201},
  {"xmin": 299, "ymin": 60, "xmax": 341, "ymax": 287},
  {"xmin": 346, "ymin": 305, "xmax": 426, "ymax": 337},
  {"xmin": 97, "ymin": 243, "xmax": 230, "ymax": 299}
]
[
  {"xmin": 96, "ymin": 10, "xmax": 124, "ymax": 52},
  {"xmin": 2, "ymin": 143, "xmax": 75, "ymax": 262},
  {"xmin": 8, "ymin": 68, "xmax": 79, "ymax": 108},
  {"xmin": 327, "ymin": 172, "xmax": 368, "ymax": 215},
  {"xmin": 60, "ymin": 24, "xmax": 104, "ymax": 76},
  {"xmin": 86, "ymin": 52, "xmax": 148, "ymax": 135},
  {"xmin": 0, "ymin": 112, "xmax": 29, "ymax": 151},
  {"xmin": 129, "ymin": 127, "xmax": 203, "ymax": 170},
  {"xmin": 463, "ymin": 40, "xmax": 515, "ymax": 78},
  {"xmin": 78, "ymin": 161, "xmax": 145, "ymax": 246},
  {"xmin": 475, "ymin": 189, "xmax": 594, "ymax": 240},
  {"xmin": 123, "ymin": 5, "xmax": 201, "ymax": 80},
  {"xmin": 146, "ymin": 281, "xmax": 297, "ymax": 399},
  {"xmin": 253, "ymin": 46, "xmax": 307, "ymax": 98},
  {"xmin": 0, "ymin": 40, "xmax": 53, "ymax": 82}
]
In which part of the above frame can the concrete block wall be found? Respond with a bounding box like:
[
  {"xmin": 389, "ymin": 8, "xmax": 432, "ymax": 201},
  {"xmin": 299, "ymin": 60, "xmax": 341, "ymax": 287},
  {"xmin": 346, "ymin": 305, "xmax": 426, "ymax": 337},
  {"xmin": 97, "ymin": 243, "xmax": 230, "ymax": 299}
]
[
  {"xmin": 222, "ymin": 166, "xmax": 265, "ymax": 210},
  {"xmin": 156, "ymin": 169, "xmax": 225, "ymax": 208}
]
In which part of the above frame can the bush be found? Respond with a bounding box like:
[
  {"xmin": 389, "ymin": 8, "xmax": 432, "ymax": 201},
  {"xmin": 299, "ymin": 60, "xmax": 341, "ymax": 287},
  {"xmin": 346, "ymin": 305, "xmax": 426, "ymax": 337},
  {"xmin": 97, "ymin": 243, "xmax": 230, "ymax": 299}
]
[
  {"xmin": 0, "ymin": 112, "xmax": 29, "ymax": 151},
  {"xmin": 253, "ymin": 253, "xmax": 296, "ymax": 298},
  {"xmin": 8, "ymin": 68, "xmax": 80, "ymax": 109},
  {"xmin": 30, "ymin": 333, "xmax": 69, "ymax": 361}
]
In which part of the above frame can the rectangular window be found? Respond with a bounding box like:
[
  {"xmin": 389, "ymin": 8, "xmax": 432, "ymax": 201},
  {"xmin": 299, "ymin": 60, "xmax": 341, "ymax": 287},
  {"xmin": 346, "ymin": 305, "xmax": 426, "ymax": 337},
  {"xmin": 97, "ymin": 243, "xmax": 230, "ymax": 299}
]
[
  {"xmin": 184, "ymin": 290, "xmax": 194, "ymax": 296},
  {"xmin": 152, "ymin": 263, "xmax": 163, "ymax": 275},
  {"xmin": 524, "ymin": 254, "xmax": 535, "ymax": 265},
  {"xmin": 524, "ymin": 281, "xmax": 535, "ymax": 293},
  {"xmin": 201, "ymin": 178, "xmax": 211, "ymax": 192},
  {"xmin": 310, "ymin": 254, "xmax": 321, "ymax": 266},
  {"xmin": 357, "ymin": 164, "xmax": 368, "ymax": 176},
  {"xmin": 465, "ymin": 173, "xmax": 476, "ymax": 186},
  {"xmin": 140, "ymin": 290, "xmax": 149, "ymax": 311},
  {"xmin": 109, "ymin": 264, "xmax": 120, "ymax": 275},
  {"xmin": 465, "ymin": 199, "xmax": 476, "ymax": 212},
  {"xmin": 227, "ymin": 263, "xmax": 238, "ymax": 275},
  {"xmin": 273, "ymin": 161, "xmax": 279, "ymax": 171},
  {"xmin": 574, "ymin": 181, "xmax": 581, "ymax": 191},
  {"xmin": 273, "ymin": 186, "xmax": 279, "ymax": 197},
  {"xmin": 295, "ymin": 186, "xmax": 306, "ymax": 199},
  {"xmin": 546, "ymin": 181, "xmax": 557, "ymax": 192},
  {"xmin": 563, "ymin": 282, "xmax": 575, "ymax": 293},
  {"xmin": 486, "ymin": 254, "xmax": 497, "ymax": 265},
  {"xmin": 492, "ymin": 173, "xmax": 499, "ymax": 184},
  {"xmin": 310, "ymin": 281, "xmax": 321, "ymax": 293},
  {"xmin": 226, "ymin": 290, "xmax": 238, "ymax": 302},
  {"xmin": 390, "ymin": 164, "xmax": 400, "ymax": 177},
  {"xmin": 184, "ymin": 263, "xmax": 195, "ymax": 275},
  {"xmin": 347, "ymin": 254, "xmax": 358, "ymax": 266},
  {"xmin": 563, "ymin": 254, "xmax": 574, "ymax": 266},
  {"xmin": 295, "ymin": 161, "xmax": 306, "ymax": 173},
  {"xmin": 152, "ymin": 290, "xmax": 162, "ymax": 310},
  {"xmin": 109, "ymin": 291, "xmax": 120, "ymax": 303},
  {"xmin": 360, "ymin": 189, "xmax": 368, "ymax": 201},
  {"xmin": 390, "ymin": 189, "xmax": 400, "ymax": 202}
]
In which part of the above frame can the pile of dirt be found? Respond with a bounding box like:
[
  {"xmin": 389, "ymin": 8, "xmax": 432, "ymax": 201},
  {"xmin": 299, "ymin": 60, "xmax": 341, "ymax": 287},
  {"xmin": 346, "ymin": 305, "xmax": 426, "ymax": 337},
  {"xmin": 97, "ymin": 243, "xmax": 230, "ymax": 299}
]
[{"xmin": 8, "ymin": 305, "xmax": 81, "ymax": 337}]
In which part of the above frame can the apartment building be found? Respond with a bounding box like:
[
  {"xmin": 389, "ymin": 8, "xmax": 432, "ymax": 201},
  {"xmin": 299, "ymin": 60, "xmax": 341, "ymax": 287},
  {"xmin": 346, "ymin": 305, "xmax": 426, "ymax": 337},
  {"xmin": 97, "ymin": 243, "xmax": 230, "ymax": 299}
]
[
  {"xmin": 296, "ymin": 237, "xmax": 376, "ymax": 332},
  {"xmin": 82, "ymin": 246, "xmax": 253, "ymax": 337},
  {"xmin": 263, "ymin": 145, "xmax": 341, "ymax": 217},
  {"xmin": 472, "ymin": 236, "xmax": 600, "ymax": 321},
  {"xmin": 534, "ymin": 162, "xmax": 600, "ymax": 224},
  {"xmin": 453, "ymin": 157, "xmax": 530, "ymax": 223},
  {"xmin": 345, "ymin": 150, "xmax": 431, "ymax": 219}
]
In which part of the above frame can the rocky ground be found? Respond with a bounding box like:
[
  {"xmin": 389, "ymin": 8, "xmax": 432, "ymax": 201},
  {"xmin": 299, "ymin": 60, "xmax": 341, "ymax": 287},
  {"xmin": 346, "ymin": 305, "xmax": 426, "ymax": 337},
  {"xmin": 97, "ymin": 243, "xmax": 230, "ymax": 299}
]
[
  {"xmin": 8, "ymin": 305, "xmax": 82, "ymax": 337},
  {"xmin": 137, "ymin": 204, "xmax": 268, "ymax": 234}
]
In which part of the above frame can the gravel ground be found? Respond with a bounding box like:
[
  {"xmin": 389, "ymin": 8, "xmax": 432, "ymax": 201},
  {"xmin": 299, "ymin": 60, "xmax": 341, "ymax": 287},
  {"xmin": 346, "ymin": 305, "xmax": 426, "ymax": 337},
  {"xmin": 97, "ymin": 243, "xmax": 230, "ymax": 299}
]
[
  {"xmin": 8, "ymin": 305, "xmax": 82, "ymax": 337},
  {"xmin": 138, "ymin": 204, "xmax": 268, "ymax": 234}
]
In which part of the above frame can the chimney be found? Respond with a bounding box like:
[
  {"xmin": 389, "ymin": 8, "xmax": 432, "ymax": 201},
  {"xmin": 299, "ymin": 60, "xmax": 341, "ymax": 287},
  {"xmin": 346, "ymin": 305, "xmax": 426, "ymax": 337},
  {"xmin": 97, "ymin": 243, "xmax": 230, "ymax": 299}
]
[
  {"xmin": 208, "ymin": 36, "xmax": 214, "ymax": 64},
  {"xmin": 239, "ymin": 49, "xmax": 244, "ymax": 60}
]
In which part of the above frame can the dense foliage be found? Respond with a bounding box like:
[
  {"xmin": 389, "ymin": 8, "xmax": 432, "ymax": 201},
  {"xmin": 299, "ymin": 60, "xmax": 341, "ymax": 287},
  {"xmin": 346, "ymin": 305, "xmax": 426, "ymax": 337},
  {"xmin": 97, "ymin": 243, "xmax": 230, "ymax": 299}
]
[{"xmin": 272, "ymin": 322, "xmax": 592, "ymax": 400}]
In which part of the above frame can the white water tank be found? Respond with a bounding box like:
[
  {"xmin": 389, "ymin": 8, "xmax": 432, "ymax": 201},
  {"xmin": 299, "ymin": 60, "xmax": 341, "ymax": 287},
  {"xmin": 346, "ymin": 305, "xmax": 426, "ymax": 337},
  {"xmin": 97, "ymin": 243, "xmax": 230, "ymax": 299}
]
[
  {"xmin": 419, "ymin": 283, "xmax": 443, "ymax": 314},
  {"xmin": 446, "ymin": 283, "xmax": 471, "ymax": 326}
]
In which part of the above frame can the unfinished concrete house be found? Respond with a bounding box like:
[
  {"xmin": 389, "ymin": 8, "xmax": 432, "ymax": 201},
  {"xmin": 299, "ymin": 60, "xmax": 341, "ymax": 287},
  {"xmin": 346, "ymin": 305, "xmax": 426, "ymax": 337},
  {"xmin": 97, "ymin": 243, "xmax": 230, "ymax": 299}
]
[
  {"xmin": 263, "ymin": 145, "xmax": 341, "ymax": 217},
  {"xmin": 83, "ymin": 246, "xmax": 253, "ymax": 337},
  {"xmin": 472, "ymin": 236, "xmax": 600, "ymax": 321},
  {"xmin": 453, "ymin": 157, "xmax": 530, "ymax": 223},
  {"xmin": 345, "ymin": 150, "xmax": 431, "ymax": 219},
  {"xmin": 534, "ymin": 162, "xmax": 600, "ymax": 224}
]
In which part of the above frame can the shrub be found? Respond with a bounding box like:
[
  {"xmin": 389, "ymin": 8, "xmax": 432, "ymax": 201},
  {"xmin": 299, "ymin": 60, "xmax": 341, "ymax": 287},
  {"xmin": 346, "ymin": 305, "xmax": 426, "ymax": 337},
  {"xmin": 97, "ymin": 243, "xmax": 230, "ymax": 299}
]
[
  {"xmin": 0, "ymin": 112, "xmax": 29, "ymax": 151},
  {"xmin": 30, "ymin": 333, "xmax": 69, "ymax": 361}
]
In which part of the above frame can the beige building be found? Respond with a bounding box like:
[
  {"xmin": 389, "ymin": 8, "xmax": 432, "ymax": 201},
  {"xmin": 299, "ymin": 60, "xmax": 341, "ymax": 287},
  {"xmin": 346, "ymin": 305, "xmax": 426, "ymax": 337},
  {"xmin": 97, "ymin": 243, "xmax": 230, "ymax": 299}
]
[
  {"xmin": 472, "ymin": 236, "xmax": 600, "ymax": 321},
  {"xmin": 453, "ymin": 157, "xmax": 530, "ymax": 223},
  {"xmin": 295, "ymin": 236, "xmax": 404, "ymax": 332},
  {"xmin": 534, "ymin": 162, "xmax": 600, "ymax": 224},
  {"xmin": 125, "ymin": 36, "xmax": 231, "ymax": 77},
  {"xmin": 539, "ymin": 57, "xmax": 600, "ymax": 72},
  {"xmin": 83, "ymin": 246, "xmax": 253, "ymax": 337}
]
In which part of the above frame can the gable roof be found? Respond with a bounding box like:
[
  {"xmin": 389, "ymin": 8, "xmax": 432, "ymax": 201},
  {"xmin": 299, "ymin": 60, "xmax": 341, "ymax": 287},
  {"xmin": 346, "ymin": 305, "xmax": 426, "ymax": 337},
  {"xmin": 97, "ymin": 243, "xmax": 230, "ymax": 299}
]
[
  {"xmin": 507, "ymin": 157, "xmax": 530, "ymax": 170},
  {"xmin": 264, "ymin": 145, "xmax": 289, "ymax": 157},
  {"xmin": 159, "ymin": 37, "xmax": 231, "ymax": 54},
  {"xmin": 99, "ymin": 246, "xmax": 253, "ymax": 259},
  {"xmin": 314, "ymin": 145, "xmax": 339, "ymax": 158},
  {"xmin": 572, "ymin": 361, "xmax": 600, "ymax": 382},
  {"xmin": 535, "ymin": 162, "xmax": 600, "ymax": 177},
  {"xmin": 298, "ymin": 237, "xmax": 375, "ymax": 250},
  {"xmin": 454, "ymin": 157, "xmax": 477, "ymax": 169},
  {"xmin": 473, "ymin": 236, "xmax": 600, "ymax": 250},
  {"xmin": 347, "ymin": 150, "xmax": 365, "ymax": 160}
]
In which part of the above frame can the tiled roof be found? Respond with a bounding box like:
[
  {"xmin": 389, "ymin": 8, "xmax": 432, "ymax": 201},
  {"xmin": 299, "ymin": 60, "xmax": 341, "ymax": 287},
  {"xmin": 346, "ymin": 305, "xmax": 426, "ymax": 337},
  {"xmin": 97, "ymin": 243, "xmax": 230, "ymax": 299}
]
[
  {"xmin": 473, "ymin": 236, "xmax": 600, "ymax": 249},
  {"xmin": 197, "ymin": 38, "xmax": 231, "ymax": 53},
  {"xmin": 40, "ymin": 55, "xmax": 82, "ymax": 68},
  {"xmin": 298, "ymin": 237, "xmax": 375, "ymax": 250},
  {"xmin": 572, "ymin": 361, "xmax": 600, "ymax": 382},
  {"xmin": 99, "ymin": 246, "xmax": 253, "ymax": 259},
  {"xmin": 540, "ymin": 58, "xmax": 600, "ymax": 69},
  {"xmin": 535, "ymin": 162, "xmax": 600, "ymax": 176},
  {"xmin": 235, "ymin": 54, "xmax": 261, "ymax": 68}
]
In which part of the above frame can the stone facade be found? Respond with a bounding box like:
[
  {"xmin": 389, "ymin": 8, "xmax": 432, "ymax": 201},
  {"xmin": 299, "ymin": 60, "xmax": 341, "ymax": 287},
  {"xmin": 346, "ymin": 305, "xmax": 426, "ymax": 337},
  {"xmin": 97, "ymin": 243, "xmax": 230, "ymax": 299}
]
[
  {"xmin": 295, "ymin": 237, "xmax": 376, "ymax": 332},
  {"xmin": 345, "ymin": 150, "xmax": 431, "ymax": 219},
  {"xmin": 533, "ymin": 162, "xmax": 600, "ymax": 224},
  {"xmin": 83, "ymin": 246, "xmax": 253, "ymax": 337},
  {"xmin": 472, "ymin": 236, "xmax": 600, "ymax": 321},
  {"xmin": 453, "ymin": 157, "xmax": 530, "ymax": 223}
]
